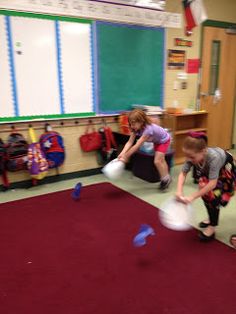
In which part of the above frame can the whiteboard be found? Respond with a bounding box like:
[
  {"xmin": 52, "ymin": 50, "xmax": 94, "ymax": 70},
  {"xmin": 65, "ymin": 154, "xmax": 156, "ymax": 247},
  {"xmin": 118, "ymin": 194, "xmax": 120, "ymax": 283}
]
[
  {"xmin": 10, "ymin": 16, "xmax": 60, "ymax": 116},
  {"xmin": 0, "ymin": 15, "xmax": 14, "ymax": 117},
  {"xmin": 59, "ymin": 21, "xmax": 94, "ymax": 114},
  {"xmin": 0, "ymin": 12, "xmax": 94, "ymax": 120}
]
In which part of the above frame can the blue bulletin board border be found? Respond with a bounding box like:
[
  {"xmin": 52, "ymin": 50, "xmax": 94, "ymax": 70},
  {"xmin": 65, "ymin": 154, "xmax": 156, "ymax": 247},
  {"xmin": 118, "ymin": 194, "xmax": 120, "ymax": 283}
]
[
  {"xmin": 4, "ymin": 15, "xmax": 19, "ymax": 117},
  {"xmin": 55, "ymin": 20, "xmax": 65, "ymax": 114}
]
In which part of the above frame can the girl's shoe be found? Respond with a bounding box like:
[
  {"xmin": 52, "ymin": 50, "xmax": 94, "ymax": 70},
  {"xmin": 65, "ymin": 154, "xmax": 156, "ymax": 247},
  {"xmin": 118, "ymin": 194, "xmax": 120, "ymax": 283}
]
[
  {"xmin": 159, "ymin": 177, "xmax": 172, "ymax": 191},
  {"xmin": 198, "ymin": 221, "xmax": 210, "ymax": 228},
  {"xmin": 198, "ymin": 230, "xmax": 215, "ymax": 242}
]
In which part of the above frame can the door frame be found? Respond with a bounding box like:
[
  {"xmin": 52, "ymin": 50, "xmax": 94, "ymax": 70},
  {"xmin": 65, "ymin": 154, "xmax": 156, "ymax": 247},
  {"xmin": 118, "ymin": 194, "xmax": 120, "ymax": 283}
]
[{"xmin": 199, "ymin": 19, "xmax": 236, "ymax": 149}]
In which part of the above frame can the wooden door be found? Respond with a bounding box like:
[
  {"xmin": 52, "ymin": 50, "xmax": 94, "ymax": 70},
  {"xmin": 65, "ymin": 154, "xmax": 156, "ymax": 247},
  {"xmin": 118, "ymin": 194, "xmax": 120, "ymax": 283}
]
[{"xmin": 200, "ymin": 26, "xmax": 236, "ymax": 149}]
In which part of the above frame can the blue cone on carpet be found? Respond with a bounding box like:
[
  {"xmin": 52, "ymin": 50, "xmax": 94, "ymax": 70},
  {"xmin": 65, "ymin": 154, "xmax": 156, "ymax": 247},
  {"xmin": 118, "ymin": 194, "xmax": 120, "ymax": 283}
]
[
  {"xmin": 133, "ymin": 224, "xmax": 155, "ymax": 247},
  {"xmin": 72, "ymin": 182, "xmax": 82, "ymax": 200}
]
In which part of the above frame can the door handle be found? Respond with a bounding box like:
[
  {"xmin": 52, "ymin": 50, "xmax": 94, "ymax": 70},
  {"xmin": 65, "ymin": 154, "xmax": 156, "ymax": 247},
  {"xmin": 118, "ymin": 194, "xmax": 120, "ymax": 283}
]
[
  {"xmin": 213, "ymin": 88, "xmax": 221, "ymax": 104},
  {"xmin": 200, "ymin": 92, "xmax": 209, "ymax": 97}
]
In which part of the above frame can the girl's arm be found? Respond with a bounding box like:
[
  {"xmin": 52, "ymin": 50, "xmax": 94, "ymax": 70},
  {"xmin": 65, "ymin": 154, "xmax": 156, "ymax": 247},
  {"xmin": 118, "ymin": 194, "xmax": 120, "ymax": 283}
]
[
  {"xmin": 120, "ymin": 134, "xmax": 149, "ymax": 162},
  {"xmin": 118, "ymin": 132, "xmax": 136, "ymax": 157},
  {"xmin": 176, "ymin": 171, "xmax": 187, "ymax": 200},
  {"xmin": 189, "ymin": 179, "xmax": 217, "ymax": 201},
  {"xmin": 180, "ymin": 178, "xmax": 218, "ymax": 204}
]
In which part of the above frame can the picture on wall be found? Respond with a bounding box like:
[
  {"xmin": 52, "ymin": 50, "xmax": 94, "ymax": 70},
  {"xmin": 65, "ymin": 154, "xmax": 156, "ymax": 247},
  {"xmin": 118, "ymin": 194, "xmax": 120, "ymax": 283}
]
[{"xmin": 167, "ymin": 49, "xmax": 186, "ymax": 70}]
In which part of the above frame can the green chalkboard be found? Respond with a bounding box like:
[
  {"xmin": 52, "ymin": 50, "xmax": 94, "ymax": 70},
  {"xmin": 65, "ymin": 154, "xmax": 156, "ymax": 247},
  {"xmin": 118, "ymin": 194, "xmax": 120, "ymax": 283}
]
[{"xmin": 97, "ymin": 22, "xmax": 164, "ymax": 113}]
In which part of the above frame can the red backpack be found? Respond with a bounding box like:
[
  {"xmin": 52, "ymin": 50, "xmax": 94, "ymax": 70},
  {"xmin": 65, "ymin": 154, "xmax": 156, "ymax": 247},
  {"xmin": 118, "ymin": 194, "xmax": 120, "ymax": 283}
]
[{"xmin": 97, "ymin": 126, "xmax": 117, "ymax": 165}]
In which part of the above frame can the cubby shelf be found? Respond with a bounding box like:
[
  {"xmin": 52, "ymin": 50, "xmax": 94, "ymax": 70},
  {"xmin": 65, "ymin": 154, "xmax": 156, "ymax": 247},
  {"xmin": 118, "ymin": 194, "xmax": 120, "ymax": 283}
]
[
  {"xmin": 175, "ymin": 127, "xmax": 207, "ymax": 135},
  {"xmin": 163, "ymin": 111, "xmax": 208, "ymax": 165}
]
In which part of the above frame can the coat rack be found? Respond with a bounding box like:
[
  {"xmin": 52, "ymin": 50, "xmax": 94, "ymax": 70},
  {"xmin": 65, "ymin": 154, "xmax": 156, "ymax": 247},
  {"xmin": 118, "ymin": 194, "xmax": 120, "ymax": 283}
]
[{"xmin": 0, "ymin": 116, "xmax": 119, "ymax": 133}]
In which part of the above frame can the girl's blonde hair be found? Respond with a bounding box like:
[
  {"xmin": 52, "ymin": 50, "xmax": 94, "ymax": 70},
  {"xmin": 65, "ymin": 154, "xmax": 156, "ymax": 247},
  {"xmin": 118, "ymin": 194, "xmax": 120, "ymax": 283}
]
[
  {"xmin": 128, "ymin": 109, "xmax": 151, "ymax": 129},
  {"xmin": 183, "ymin": 135, "xmax": 207, "ymax": 152}
]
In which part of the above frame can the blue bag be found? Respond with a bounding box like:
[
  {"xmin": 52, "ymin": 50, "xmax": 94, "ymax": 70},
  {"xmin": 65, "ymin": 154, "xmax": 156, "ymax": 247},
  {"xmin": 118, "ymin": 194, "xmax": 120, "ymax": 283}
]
[{"xmin": 39, "ymin": 131, "xmax": 65, "ymax": 169}]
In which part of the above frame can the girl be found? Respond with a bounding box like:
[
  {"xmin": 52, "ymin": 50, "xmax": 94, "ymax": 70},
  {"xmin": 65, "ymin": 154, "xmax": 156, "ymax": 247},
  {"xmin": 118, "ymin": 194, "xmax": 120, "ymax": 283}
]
[
  {"xmin": 118, "ymin": 109, "xmax": 171, "ymax": 190},
  {"xmin": 176, "ymin": 131, "xmax": 236, "ymax": 242}
]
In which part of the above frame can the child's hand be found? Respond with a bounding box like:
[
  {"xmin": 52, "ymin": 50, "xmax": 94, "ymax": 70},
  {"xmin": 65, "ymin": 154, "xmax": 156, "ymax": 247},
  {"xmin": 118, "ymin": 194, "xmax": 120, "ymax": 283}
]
[
  {"xmin": 118, "ymin": 154, "xmax": 127, "ymax": 163},
  {"xmin": 175, "ymin": 194, "xmax": 185, "ymax": 203},
  {"xmin": 177, "ymin": 196, "xmax": 194, "ymax": 204}
]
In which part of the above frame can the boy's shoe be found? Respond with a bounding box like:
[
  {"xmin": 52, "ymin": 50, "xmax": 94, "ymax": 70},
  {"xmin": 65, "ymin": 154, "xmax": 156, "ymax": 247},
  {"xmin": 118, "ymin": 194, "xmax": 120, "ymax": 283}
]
[{"xmin": 159, "ymin": 177, "xmax": 172, "ymax": 191}]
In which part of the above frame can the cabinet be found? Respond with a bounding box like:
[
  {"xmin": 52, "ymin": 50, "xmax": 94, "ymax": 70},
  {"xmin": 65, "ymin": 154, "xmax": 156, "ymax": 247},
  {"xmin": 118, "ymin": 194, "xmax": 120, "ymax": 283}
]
[{"xmin": 163, "ymin": 111, "xmax": 208, "ymax": 164}]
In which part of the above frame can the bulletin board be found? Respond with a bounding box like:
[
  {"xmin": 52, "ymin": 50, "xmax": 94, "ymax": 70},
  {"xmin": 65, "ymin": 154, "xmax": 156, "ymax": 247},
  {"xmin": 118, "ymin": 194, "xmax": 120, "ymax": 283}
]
[{"xmin": 96, "ymin": 22, "xmax": 165, "ymax": 113}]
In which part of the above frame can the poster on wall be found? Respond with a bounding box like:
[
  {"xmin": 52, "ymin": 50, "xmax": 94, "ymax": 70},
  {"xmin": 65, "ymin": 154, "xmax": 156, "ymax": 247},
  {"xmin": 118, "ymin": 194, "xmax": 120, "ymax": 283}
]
[
  {"xmin": 174, "ymin": 37, "xmax": 192, "ymax": 47},
  {"xmin": 187, "ymin": 58, "xmax": 200, "ymax": 73},
  {"xmin": 89, "ymin": 0, "xmax": 166, "ymax": 10},
  {"xmin": 167, "ymin": 49, "xmax": 186, "ymax": 70}
]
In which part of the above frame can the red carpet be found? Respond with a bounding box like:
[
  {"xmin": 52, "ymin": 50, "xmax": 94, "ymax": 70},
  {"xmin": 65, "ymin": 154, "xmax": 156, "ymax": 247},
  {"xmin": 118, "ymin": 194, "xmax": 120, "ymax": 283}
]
[{"xmin": 0, "ymin": 182, "xmax": 235, "ymax": 314}]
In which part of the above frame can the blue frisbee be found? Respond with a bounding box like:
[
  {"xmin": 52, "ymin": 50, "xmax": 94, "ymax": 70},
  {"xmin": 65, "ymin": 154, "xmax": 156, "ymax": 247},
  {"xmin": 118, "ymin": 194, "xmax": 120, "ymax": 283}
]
[{"xmin": 133, "ymin": 224, "xmax": 155, "ymax": 247}]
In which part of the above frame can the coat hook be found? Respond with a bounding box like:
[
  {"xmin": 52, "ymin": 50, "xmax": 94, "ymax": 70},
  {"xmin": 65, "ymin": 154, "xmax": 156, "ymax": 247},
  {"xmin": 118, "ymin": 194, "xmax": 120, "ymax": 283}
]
[
  {"xmin": 75, "ymin": 120, "xmax": 79, "ymax": 125},
  {"xmin": 45, "ymin": 122, "xmax": 52, "ymax": 132},
  {"xmin": 60, "ymin": 121, "xmax": 64, "ymax": 126}
]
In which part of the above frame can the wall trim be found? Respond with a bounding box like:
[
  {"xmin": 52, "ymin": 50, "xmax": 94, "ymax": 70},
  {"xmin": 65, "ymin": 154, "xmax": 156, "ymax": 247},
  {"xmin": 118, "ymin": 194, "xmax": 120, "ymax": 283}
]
[
  {"xmin": 203, "ymin": 20, "xmax": 236, "ymax": 29},
  {"xmin": 0, "ymin": 1, "xmax": 181, "ymax": 28},
  {"xmin": 1, "ymin": 167, "xmax": 102, "ymax": 191}
]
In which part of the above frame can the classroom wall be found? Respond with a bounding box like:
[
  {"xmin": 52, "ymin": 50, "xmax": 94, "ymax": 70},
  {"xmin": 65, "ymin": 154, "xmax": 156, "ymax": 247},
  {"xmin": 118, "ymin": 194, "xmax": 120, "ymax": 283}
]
[
  {"xmin": 165, "ymin": 0, "xmax": 200, "ymax": 110},
  {"xmin": 165, "ymin": 0, "xmax": 236, "ymax": 111},
  {"xmin": 204, "ymin": 0, "xmax": 236, "ymax": 23},
  {"xmin": 0, "ymin": 118, "xmax": 119, "ymax": 185},
  {"xmin": 165, "ymin": 0, "xmax": 236, "ymax": 147},
  {"xmin": 0, "ymin": 115, "xmax": 163, "ymax": 186}
]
